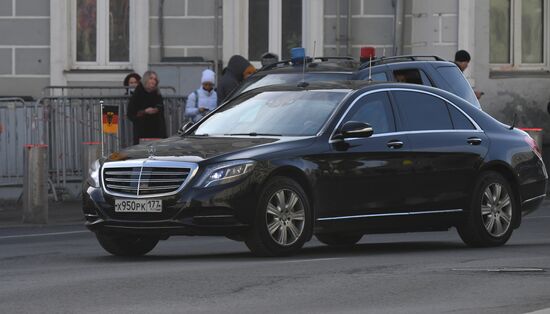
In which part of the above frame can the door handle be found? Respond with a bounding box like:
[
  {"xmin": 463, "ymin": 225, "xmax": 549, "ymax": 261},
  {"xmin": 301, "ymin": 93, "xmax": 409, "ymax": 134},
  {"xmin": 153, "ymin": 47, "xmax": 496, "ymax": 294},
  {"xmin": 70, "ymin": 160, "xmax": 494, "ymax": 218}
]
[
  {"xmin": 387, "ymin": 140, "xmax": 404, "ymax": 149},
  {"xmin": 467, "ymin": 137, "xmax": 482, "ymax": 145}
]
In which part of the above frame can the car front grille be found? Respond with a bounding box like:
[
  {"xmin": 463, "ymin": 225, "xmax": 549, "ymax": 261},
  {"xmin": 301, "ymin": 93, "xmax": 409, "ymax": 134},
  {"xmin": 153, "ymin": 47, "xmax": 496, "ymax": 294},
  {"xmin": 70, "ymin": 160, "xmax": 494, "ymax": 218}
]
[{"xmin": 101, "ymin": 160, "xmax": 197, "ymax": 198}]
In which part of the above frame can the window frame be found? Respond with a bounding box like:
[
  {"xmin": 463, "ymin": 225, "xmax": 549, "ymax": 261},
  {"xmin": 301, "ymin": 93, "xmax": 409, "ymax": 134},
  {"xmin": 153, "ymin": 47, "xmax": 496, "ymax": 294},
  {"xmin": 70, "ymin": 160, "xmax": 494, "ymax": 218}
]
[
  {"xmin": 490, "ymin": 0, "xmax": 549, "ymax": 70},
  {"xmin": 71, "ymin": 0, "xmax": 133, "ymax": 69}
]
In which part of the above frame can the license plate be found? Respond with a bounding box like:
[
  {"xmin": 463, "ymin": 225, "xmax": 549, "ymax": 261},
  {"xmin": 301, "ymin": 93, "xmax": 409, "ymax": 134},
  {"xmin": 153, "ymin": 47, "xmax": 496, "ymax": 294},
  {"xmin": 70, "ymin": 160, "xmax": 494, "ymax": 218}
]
[{"xmin": 114, "ymin": 199, "xmax": 162, "ymax": 213}]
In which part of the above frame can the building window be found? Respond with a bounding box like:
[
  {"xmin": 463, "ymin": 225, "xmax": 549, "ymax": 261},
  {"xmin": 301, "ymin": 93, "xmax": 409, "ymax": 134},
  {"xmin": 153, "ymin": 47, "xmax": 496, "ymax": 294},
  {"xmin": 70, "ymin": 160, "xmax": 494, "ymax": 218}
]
[
  {"xmin": 246, "ymin": 0, "xmax": 303, "ymax": 63},
  {"xmin": 281, "ymin": 0, "xmax": 302, "ymax": 60},
  {"xmin": 490, "ymin": 0, "xmax": 546, "ymax": 68},
  {"xmin": 248, "ymin": 0, "xmax": 269, "ymax": 61},
  {"xmin": 74, "ymin": 0, "xmax": 130, "ymax": 67}
]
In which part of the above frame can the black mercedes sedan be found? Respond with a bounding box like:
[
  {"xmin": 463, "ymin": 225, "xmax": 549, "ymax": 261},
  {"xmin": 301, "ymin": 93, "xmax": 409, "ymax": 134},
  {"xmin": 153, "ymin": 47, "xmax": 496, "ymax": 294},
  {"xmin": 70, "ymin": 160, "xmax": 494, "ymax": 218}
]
[{"xmin": 83, "ymin": 81, "xmax": 547, "ymax": 257}]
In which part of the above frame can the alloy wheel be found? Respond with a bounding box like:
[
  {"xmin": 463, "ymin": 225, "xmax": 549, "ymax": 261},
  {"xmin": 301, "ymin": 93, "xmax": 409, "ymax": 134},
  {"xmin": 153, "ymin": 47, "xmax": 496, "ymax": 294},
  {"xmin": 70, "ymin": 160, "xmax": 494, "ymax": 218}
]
[
  {"xmin": 481, "ymin": 182, "xmax": 512, "ymax": 237},
  {"xmin": 265, "ymin": 189, "xmax": 305, "ymax": 246}
]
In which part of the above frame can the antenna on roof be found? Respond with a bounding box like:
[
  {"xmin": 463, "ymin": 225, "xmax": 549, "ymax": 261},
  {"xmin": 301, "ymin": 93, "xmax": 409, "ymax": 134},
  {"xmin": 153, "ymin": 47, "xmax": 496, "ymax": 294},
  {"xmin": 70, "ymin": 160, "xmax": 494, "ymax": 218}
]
[
  {"xmin": 291, "ymin": 47, "xmax": 309, "ymax": 88},
  {"xmin": 360, "ymin": 47, "xmax": 376, "ymax": 81},
  {"xmin": 299, "ymin": 51, "xmax": 308, "ymax": 87},
  {"xmin": 509, "ymin": 113, "xmax": 517, "ymax": 130},
  {"xmin": 368, "ymin": 56, "xmax": 373, "ymax": 82}
]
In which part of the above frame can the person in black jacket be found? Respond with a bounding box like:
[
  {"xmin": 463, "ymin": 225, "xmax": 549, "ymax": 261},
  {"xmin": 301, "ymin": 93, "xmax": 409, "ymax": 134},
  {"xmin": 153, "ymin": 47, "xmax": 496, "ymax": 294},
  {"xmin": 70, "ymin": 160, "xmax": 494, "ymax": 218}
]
[
  {"xmin": 127, "ymin": 70, "xmax": 167, "ymax": 145},
  {"xmin": 217, "ymin": 55, "xmax": 256, "ymax": 105},
  {"xmin": 454, "ymin": 50, "xmax": 483, "ymax": 100}
]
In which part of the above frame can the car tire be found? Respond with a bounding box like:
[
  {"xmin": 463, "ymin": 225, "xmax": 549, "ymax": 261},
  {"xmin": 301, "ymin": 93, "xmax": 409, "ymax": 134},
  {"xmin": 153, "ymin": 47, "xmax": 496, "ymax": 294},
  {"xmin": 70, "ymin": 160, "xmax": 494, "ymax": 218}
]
[
  {"xmin": 316, "ymin": 233, "xmax": 363, "ymax": 247},
  {"xmin": 457, "ymin": 171, "xmax": 516, "ymax": 247},
  {"xmin": 95, "ymin": 233, "xmax": 159, "ymax": 257},
  {"xmin": 245, "ymin": 176, "xmax": 312, "ymax": 257}
]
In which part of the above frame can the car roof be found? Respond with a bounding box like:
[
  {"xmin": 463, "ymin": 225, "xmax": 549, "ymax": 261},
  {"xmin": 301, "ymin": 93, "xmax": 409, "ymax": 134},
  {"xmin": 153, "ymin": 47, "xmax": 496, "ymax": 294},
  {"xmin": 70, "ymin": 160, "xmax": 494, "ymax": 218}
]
[
  {"xmin": 232, "ymin": 80, "xmax": 463, "ymax": 96},
  {"xmin": 237, "ymin": 80, "xmax": 372, "ymax": 94},
  {"xmin": 240, "ymin": 80, "xmax": 479, "ymax": 103},
  {"xmin": 359, "ymin": 55, "xmax": 447, "ymax": 69},
  {"xmin": 256, "ymin": 59, "xmax": 359, "ymax": 75}
]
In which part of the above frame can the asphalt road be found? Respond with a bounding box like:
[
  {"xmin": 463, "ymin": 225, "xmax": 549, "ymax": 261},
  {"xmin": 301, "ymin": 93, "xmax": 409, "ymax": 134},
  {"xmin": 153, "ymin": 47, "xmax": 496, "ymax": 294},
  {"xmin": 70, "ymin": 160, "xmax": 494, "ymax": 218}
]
[{"xmin": 1, "ymin": 207, "xmax": 550, "ymax": 314}]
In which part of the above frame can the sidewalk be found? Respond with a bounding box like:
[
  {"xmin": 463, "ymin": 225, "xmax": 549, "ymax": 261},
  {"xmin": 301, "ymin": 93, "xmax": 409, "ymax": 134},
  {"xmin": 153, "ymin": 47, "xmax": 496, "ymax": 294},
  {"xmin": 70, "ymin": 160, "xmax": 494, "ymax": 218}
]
[{"xmin": 0, "ymin": 200, "xmax": 83, "ymax": 227}]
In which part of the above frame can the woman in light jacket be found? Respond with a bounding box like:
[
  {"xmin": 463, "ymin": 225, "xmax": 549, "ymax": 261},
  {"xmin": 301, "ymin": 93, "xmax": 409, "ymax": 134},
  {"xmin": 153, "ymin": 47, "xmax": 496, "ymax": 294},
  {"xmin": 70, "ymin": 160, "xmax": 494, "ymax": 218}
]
[{"xmin": 186, "ymin": 69, "xmax": 218, "ymax": 123}]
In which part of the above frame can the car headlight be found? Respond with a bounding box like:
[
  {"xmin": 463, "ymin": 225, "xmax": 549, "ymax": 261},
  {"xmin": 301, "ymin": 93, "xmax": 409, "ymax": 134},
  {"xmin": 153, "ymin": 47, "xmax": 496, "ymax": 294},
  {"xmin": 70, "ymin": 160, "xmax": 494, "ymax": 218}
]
[
  {"xmin": 195, "ymin": 160, "xmax": 256, "ymax": 187},
  {"xmin": 87, "ymin": 159, "xmax": 101, "ymax": 188}
]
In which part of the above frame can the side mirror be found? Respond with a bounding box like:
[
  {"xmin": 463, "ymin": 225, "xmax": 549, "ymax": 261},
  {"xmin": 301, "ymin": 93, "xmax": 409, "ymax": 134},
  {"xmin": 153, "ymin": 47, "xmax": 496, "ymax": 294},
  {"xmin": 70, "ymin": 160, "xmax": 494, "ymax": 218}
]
[
  {"xmin": 177, "ymin": 121, "xmax": 194, "ymax": 135},
  {"xmin": 337, "ymin": 121, "xmax": 373, "ymax": 139}
]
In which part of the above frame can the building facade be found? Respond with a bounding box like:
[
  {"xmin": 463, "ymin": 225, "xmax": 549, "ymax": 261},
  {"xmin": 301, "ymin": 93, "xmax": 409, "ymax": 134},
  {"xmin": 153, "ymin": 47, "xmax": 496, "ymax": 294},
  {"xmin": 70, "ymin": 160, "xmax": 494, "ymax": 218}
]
[{"xmin": 0, "ymin": 0, "xmax": 549, "ymax": 139}]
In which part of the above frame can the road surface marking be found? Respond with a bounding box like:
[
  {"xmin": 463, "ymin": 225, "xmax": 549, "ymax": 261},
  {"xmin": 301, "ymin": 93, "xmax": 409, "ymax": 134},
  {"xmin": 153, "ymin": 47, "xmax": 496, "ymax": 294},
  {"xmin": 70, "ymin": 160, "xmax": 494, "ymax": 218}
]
[
  {"xmin": 525, "ymin": 216, "xmax": 550, "ymax": 220},
  {"xmin": 277, "ymin": 257, "xmax": 343, "ymax": 264},
  {"xmin": 523, "ymin": 308, "xmax": 550, "ymax": 314},
  {"xmin": 0, "ymin": 230, "xmax": 88, "ymax": 240},
  {"xmin": 452, "ymin": 267, "xmax": 545, "ymax": 272}
]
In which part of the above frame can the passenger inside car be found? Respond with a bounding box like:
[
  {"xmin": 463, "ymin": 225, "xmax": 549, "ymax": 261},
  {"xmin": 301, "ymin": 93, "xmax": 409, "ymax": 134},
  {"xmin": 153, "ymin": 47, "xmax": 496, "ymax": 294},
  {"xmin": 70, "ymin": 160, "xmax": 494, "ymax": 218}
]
[{"xmin": 393, "ymin": 69, "xmax": 423, "ymax": 84}]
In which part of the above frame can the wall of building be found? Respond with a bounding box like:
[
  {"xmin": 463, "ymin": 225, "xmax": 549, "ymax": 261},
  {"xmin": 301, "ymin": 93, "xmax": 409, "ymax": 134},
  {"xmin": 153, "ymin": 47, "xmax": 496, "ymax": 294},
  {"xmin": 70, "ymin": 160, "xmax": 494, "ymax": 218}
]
[
  {"xmin": 473, "ymin": 1, "xmax": 550, "ymax": 143},
  {"xmin": 323, "ymin": 0, "xmax": 395, "ymax": 58},
  {"xmin": 0, "ymin": 0, "xmax": 50, "ymax": 98},
  {"xmin": 406, "ymin": 0, "xmax": 458, "ymax": 60},
  {"xmin": 148, "ymin": 0, "xmax": 222, "ymax": 63},
  {"xmin": 323, "ymin": 0, "xmax": 458, "ymax": 61}
]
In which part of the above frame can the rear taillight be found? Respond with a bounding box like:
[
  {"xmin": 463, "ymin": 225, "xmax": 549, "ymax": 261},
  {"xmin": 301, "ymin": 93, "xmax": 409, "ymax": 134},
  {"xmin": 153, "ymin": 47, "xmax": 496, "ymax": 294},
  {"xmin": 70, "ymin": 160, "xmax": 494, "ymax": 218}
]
[{"xmin": 524, "ymin": 135, "xmax": 542, "ymax": 159}]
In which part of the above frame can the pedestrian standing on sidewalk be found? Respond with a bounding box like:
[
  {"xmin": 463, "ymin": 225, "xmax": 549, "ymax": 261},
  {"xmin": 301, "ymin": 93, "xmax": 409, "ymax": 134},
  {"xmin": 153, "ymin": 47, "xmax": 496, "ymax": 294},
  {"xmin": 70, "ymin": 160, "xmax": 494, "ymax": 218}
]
[
  {"xmin": 127, "ymin": 70, "xmax": 167, "ymax": 145},
  {"xmin": 217, "ymin": 55, "xmax": 256, "ymax": 105},
  {"xmin": 122, "ymin": 72, "xmax": 141, "ymax": 95},
  {"xmin": 185, "ymin": 69, "xmax": 217, "ymax": 123},
  {"xmin": 454, "ymin": 50, "xmax": 483, "ymax": 100}
]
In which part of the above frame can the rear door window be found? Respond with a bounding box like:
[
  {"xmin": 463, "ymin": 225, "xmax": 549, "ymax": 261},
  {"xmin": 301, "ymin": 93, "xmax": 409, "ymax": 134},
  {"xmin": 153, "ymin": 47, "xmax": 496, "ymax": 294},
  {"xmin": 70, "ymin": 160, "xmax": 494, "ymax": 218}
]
[
  {"xmin": 392, "ymin": 91, "xmax": 453, "ymax": 131},
  {"xmin": 392, "ymin": 69, "xmax": 433, "ymax": 86}
]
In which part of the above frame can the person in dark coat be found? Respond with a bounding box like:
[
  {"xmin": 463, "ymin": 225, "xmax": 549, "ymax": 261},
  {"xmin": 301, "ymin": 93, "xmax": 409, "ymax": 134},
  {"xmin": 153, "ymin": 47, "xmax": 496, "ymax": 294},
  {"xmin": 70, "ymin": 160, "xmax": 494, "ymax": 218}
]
[
  {"xmin": 217, "ymin": 55, "xmax": 256, "ymax": 105},
  {"xmin": 127, "ymin": 70, "xmax": 167, "ymax": 145},
  {"xmin": 454, "ymin": 50, "xmax": 483, "ymax": 100}
]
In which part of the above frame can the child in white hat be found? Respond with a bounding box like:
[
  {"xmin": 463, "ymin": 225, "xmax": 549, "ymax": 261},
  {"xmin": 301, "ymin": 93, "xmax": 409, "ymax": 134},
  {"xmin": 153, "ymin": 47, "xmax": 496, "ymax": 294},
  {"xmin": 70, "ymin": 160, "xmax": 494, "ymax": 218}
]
[{"xmin": 186, "ymin": 69, "xmax": 218, "ymax": 123}]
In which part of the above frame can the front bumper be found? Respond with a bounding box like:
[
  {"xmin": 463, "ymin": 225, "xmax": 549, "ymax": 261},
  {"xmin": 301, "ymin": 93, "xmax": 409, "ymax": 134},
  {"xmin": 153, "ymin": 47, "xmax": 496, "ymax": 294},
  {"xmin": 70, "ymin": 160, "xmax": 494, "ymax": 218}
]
[
  {"xmin": 85, "ymin": 218, "xmax": 248, "ymax": 237},
  {"xmin": 83, "ymin": 174, "xmax": 260, "ymax": 237}
]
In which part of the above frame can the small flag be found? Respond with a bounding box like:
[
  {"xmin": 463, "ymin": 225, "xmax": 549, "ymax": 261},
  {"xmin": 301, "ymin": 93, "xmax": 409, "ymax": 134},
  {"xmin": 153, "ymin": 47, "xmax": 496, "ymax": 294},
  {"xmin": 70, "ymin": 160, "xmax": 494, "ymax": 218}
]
[{"xmin": 102, "ymin": 105, "xmax": 119, "ymax": 134}]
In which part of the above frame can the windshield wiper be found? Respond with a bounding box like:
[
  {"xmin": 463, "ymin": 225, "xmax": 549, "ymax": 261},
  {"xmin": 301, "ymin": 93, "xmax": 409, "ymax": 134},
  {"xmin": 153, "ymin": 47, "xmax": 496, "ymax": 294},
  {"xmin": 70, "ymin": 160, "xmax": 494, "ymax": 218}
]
[
  {"xmin": 225, "ymin": 132, "xmax": 282, "ymax": 137},
  {"xmin": 192, "ymin": 133, "xmax": 209, "ymax": 137}
]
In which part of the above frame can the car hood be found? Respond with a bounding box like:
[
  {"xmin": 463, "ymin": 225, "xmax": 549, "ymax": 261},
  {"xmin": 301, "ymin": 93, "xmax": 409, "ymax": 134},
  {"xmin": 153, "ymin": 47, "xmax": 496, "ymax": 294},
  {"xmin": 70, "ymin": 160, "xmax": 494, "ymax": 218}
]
[{"xmin": 106, "ymin": 135, "xmax": 295, "ymax": 163}]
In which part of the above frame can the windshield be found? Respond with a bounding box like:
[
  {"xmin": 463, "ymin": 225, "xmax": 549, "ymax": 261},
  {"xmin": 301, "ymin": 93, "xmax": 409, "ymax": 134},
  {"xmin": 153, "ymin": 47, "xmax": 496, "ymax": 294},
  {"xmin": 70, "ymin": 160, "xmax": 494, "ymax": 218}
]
[
  {"xmin": 193, "ymin": 90, "xmax": 348, "ymax": 136},
  {"xmin": 235, "ymin": 72, "xmax": 353, "ymax": 95},
  {"xmin": 436, "ymin": 66, "xmax": 482, "ymax": 109}
]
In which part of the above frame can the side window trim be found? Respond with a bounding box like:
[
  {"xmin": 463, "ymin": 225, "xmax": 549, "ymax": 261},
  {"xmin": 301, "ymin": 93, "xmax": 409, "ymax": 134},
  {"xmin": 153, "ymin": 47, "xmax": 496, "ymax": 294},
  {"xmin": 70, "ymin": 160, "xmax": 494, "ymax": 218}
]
[{"xmin": 329, "ymin": 88, "xmax": 483, "ymax": 143}]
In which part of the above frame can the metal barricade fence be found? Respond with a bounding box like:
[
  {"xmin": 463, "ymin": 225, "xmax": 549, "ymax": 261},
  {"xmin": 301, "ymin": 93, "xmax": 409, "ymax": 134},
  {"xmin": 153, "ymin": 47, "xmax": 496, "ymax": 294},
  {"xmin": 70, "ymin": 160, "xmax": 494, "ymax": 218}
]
[
  {"xmin": 42, "ymin": 86, "xmax": 177, "ymax": 97},
  {"xmin": 0, "ymin": 98, "xmax": 47, "ymax": 187},
  {"xmin": 1, "ymin": 94, "xmax": 186, "ymax": 193},
  {"xmin": 41, "ymin": 95, "xmax": 187, "ymax": 189}
]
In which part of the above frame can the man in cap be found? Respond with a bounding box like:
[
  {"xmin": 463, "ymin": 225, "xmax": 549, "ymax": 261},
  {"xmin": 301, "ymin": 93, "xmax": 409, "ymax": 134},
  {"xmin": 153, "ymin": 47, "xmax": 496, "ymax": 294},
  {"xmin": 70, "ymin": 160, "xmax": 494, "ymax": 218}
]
[{"xmin": 454, "ymin": 50, "xmax": 483, "ymax": 99}]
